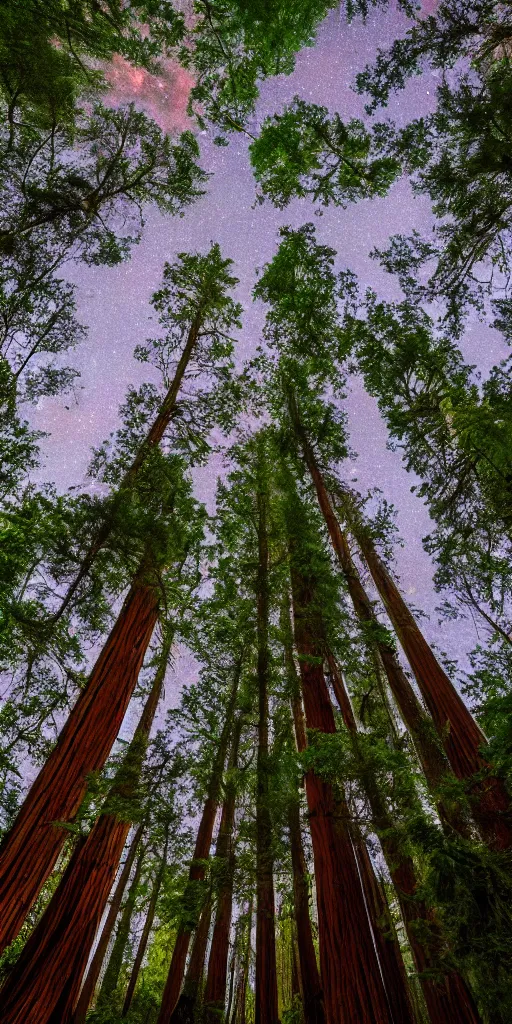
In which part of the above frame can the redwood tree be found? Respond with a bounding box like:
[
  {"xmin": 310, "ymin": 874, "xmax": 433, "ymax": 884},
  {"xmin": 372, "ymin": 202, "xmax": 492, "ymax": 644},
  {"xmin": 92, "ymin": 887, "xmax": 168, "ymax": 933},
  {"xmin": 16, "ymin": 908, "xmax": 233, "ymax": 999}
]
[
  {"xmin": 156, "ymin": 659, "xmax": 242, "ymax": 1024},
  {"xmin": 286, "ymin": 493, "xmax": 392, "ymax": 1024},
  {"xmin": 202, "ymin": 714, "xmax": 244, "ymax": 1024},
  {"xmin": 336, "ymin": 483, "xmax": 512, "ymax": 852},
  {"xmin": 0, "ymin": 617, "xmax": 178, "ymax": 1023},
  {"xmin": 254, "ymin": 436, "xmax": 280, "ymax": 1024}
]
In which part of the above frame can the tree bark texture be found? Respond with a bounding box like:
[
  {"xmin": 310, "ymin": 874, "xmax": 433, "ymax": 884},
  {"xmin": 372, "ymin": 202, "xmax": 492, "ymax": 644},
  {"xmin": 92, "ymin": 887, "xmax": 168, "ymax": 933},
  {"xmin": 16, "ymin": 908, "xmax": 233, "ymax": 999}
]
[
  {"xmin": 202, "ymin": 716, "xmax": 243, "ymax": 1024},
  {"xmin": 157, "ymin": 663, "xmax": 241, "ymax": 1024},
  {"xmin": 330, "ymin": 653, "xmax": 482, "ymax": 1024},
  {"xmin": 168, "ymin": 900, "xmax": 213, "ymax": 1024},
  {"xmin": 255, "ymin": 465, "xmax": 280, "ymax": 1024},
  {"xmin": 353, "ymin": 835, "xmax": 416, "ymax": 1024},
  {"xmin": 97, "ymin": 846, "xmax": 145, "ymax": 1006},
  {"xmin": 0, "ymin": 627, "xmax": 170, "ymax": 1023},
  {"xmin": 0, "ymin": 815, "xmax": 132, "ymax": 1024},
  {"xmin": 0, "ymin": 572, "xmax": 160, "ymax": 954},
  {"xmin": 122, "ymin": 840, "xmax": 169, "ymax": 1017},
  {"xmin": 288, "ymin": 786, "xmax": 326, "ymax": 1024},
  {"xmin": 289, "ymin": 394, "xmax": 471, "ymax": 841},
  {"xmin": 350, "ymin": 511, "xmax": 512, "ymax": 851},
  {"xmin": 290, "ymin": 560, "xmax": 392, "ymax": 1024},
  {"xmin": 73, "ymin": 824, "xmax": 145, "ymax": 1024}
]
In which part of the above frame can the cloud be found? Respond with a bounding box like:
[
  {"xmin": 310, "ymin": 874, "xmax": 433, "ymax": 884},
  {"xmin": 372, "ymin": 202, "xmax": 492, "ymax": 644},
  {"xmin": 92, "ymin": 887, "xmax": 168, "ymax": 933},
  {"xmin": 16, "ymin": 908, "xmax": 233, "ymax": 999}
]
[{"xmin": 106, "ymin": 55, "xmax": 195, "ymax": 133}]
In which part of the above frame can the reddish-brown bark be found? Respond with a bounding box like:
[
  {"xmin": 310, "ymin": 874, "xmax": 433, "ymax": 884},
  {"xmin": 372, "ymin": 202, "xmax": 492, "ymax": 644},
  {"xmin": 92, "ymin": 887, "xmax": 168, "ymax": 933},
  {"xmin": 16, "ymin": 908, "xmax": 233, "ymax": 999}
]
[
  {"xmin": 330, "ymin": 653, "xmax": 482, "ymax": 1024},
  {"xmin": 351, "ymin": 514, "xmax": 512, "ymax": 851},
  {"xmin": 0, "ymin": 631, "xmax": 170, "ymax": 1024},
  {"xmin": 288, "ymin": 395, "xmax": 471, "ymax": 841},
  {"xmin": 290, "ymin": 562, "xmax": 391, "ymax": 1024},
  {"xmin": 384, "ymin": 833, "xmax": 482, "ymax": 1024},
  {"xmin": 0, "ymin": 572, "xmax": 160, "ymax": 954},
  {"xmin": 73, "ymin": 824, "xmax": 145, "ymax": 1024},
  {"xmin": 122, "ymin": 838, "xmax": 169, "ymax": 1017},
  {"xmin": 202, "ymin": 718, "xmax": 243, "ymax": 1024},
  {"xmin": 0, "ymin": 814, "xmax": 132, "ymax": 1024},
  {"xmin": 254, "ymin": 469, "xmax": 280, "ymax": 1024},
  {"xmin": 169, "ymin": 901, "xmax": 213, "ymax": 1024},
  {"xmin": 288, "ymin": 789, "xmax": 326, "ymax": 1024},
  {"xmin": 354, "ymin": 836, "xmax": 416, "ymax": 1024},
  {"xmin": 97, "ymin": 846, "xmax": 146, "ymax": 1007},
  {"xmin": 157, "ymin": 664, "xmax": 241, "ymax": 1024}
]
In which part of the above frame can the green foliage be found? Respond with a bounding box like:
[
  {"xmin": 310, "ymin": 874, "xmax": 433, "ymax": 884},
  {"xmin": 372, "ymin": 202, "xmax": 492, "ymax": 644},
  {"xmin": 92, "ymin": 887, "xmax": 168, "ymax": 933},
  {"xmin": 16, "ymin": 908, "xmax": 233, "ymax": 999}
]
[{"xmin": 251, "ymin": 97, "xmax": 400, "ymax": 208}]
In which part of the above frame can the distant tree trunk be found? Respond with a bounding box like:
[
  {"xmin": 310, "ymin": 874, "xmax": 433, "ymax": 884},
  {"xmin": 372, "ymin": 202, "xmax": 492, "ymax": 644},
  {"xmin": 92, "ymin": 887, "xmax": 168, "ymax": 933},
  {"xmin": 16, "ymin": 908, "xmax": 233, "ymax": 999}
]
[
  {"xmin": 169, "ymin": 900, "xmax": 213, "ymax": 1024},
  {"xmin": 285, "ymin": 685, "xmax": 325, "ymax": 1024},
  {"xmin": 330, "ymin": 652, "xmax": 482, "ymax": 1024},
  {"xmin": 233, "ymin": 903, "xmax": 253, "ymax": 1024},
  {"xmin": 353, "ymin": 834, "xmax": 416, "ymax": 1024},
  {"xmin": 0, "ymin": 630, "xmax": 170, "ymax": 1024},
  {"xmin": 157, "ymin": 662, "xmax": 242, "ymax": 1024},
  {"xmin": 73, "ymin": 823, "xmax": 145, "ymax": 1024},
  {"xmin": 122, "ymin": 835, "xmax": 169, "ymax": 1017},
  {"xmin": 290, "ymin": 921, "xmax": 301, "ymax": 1003},
  {"xmin": 287, "ymin": 390, "xmax": 471, "ymax": 840},
  {"xmin": 287, "ymin": 783, "xmax": 325, "ymax": 1024},
  {"xmin": 254, "ymin": 452, "xmax": 280, "ymax": 1024},
  {"xmin": 202, "ymin": 716, "xmax": 243, "ymax": 1024},
  {"xmin": 97, "ymin": 846, "xmax": 146, "ymax": 1006},
  {"xmin": 0, "ymin": 560, "xmax": 161, "ymax": 955},
  {"xmin": 340, "ymin": 488, "xmax": 512, "ymax": 851},
  {"xmin": 52, "ymin": 314, "xmax": 201, "ymax": 623},
  {"xmin": 289, "ymin": 558, "xmax": 391, "ymax": 1024}
]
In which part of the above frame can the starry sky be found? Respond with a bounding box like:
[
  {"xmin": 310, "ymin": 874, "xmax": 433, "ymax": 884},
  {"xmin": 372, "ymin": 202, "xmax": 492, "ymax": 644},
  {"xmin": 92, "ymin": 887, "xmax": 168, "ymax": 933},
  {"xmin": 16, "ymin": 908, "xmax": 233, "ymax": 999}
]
[{"xmin": 30, "ymin": 2, "xmax": 509, "ymax": 700}]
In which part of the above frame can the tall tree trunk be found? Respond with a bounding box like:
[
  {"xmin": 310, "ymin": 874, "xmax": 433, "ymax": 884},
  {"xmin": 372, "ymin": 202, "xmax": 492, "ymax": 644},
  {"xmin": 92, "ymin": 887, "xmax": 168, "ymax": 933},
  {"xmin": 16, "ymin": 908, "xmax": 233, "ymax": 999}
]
[
  {"xmin": 233, "ymin": 903, "xmax": 253, "ymax": 1024},
  {"xmin": 255, "ymin": 448, "xmax": 280, "ymax": 1024},
  {"xmin": 0, "ymin": 630, "xmax": 171, "ymax": 1024},
  {"xmin": 169, "ymin": 900, "xmax": 213, "ymax": 1024},
  {"xmin": 287, "ymin": 783, "xmax": 325, "ymax": 1024},
  {"xmin": 288, "ymin": 390, "xmax": 471, "ymax": 841},
  {"xmin": 353, "ymin": 834, "xmax": 416, "ymax": 1024},
  {"xmin": 202, "ymin": 716, "xmax": 243, "ymax": 1024},
  {"xmin": 52, "ymin": 314, "xmax": 201, "ymax": 623},
  {"xmin": 337, "ymin": 484, "xmax": 512, "ymax": 850},
  {"xmin": 122, "ymin": 836, "xmax": 169, "ymax": 1017},
  {"xmin": 289, "ymin": 560, "xmax": 392, "ymax": 1024},
  {"xmin": 285, "ymin": 676, "xmax": 325, "ymax": 1024},
  {"xmin": 330, "ymin": 653, "xmax": 483, "ymax": 1024},
  {"xmin": 157, "ymin": 662, "xmax": 242, "ymax": 1024},
  {"xmin": 97, "ymin": 846, "xmax": 146, "ymax": 1006},
  {"xmin": 0, "ymin": 563, "xmax": 161, "ymax": 955},
  {"xmin": 73, "ymin": 824, "xmax": 145, "ymax": 1024}
]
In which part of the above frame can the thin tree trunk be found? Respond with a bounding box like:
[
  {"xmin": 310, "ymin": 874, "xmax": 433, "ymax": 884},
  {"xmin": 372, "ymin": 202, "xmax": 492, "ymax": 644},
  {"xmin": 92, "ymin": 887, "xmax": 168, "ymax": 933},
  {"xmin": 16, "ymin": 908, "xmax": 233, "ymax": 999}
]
[
  {"xmin": 288, "ymin": 391, "xmax": 471, "ymax": 840},
  {"xmin": 234, "ymin": 903, "xmax": 253, "ymax": 1024},
  {"xmin": 169, "ymin": 899, "xmax": 213, "ymax": 1024},
  {"xmin": 157, "ymin": 663, "xmax": 242, "ymax": 1024},
  {"xmin": 0, "ymin": 631, "xmax": 171, "ymax": 1024},
  {"xmin": 202, "ymin": 716, "xmax": 243, "ymax": 1024},
  {"xmin": 97, "ymin": 846, "xmax": 146, "ymax": 1006},
  {"xmin": 353, "ymin": 835, "xmax": 416, "ymax": 1024},
  {"xmin": 51, "ymin": 315, "xmax": 201, "ymax": 624},
  {"xmin": 74, "ymin": 824, "xmax": 145, "ymax": 1024},
  {"xmin": 287, "ymin": 785, "xmax": 325, "ymax": 1024},
  {"xmin": 345, "ymin": 501, "xmax": 512, "ymax": 851},
  {"xmin": 255, "ymin": 449, "xmax": 280, "ymax": 1024},
  {"xmin": 330, "ymin": 652, "xmax": 482, "ymax": 1024},
  {"xmin": 122, "ymin": 836, "xmax": 169, "ymax": 1017},
  {"xmin": 0, "ymin": 564, "xmax": 160, "ymax": 954},
  {"xmin": 290, "ymin": 559, "xmax": 391, "ymax": 1024}
]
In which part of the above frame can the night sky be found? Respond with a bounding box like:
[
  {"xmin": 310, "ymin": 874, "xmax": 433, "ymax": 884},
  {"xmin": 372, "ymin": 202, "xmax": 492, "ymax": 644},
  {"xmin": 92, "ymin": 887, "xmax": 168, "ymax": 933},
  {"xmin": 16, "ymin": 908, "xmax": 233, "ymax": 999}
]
[{"xmin": 29, "ymin": 3, "xmax": 509, "ymax": 705}]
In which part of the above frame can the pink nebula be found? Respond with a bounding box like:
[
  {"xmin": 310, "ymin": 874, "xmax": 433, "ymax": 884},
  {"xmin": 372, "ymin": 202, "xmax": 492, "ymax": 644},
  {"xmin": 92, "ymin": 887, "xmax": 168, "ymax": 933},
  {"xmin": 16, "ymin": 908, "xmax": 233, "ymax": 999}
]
[{"xmin": 106, "ymin": 54, "xmax": 194, "ymax": 133}]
